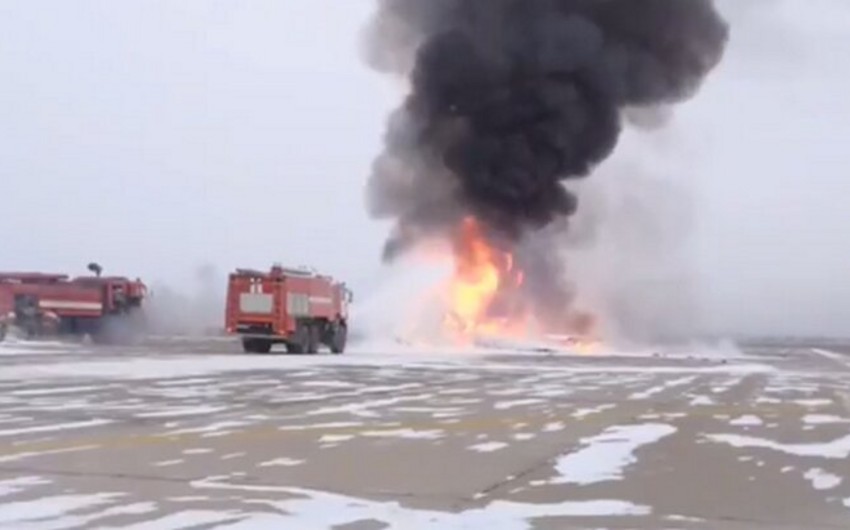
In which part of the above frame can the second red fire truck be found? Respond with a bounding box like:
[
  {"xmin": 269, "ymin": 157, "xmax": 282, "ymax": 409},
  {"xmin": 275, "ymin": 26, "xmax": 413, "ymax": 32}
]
[
  {"xmin": 225, "ymin": 265, "xmax": 352, "ymax": 354},
  {"xmin": 0, "ymin": 264, "xmax": 147, "ymax": 343}
]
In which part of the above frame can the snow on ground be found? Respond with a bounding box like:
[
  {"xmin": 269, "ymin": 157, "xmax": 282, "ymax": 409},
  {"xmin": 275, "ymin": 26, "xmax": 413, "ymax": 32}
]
[
  {"xmin": 706, "ymin": 433, "xmax": 850, "ymax": 458},
  {"xmin": 0, "ymin": 419, "xmax": 112, "ymax": 437},
  {"xmin": 137, "ymin": 406, "xmax": 230, "ymax": 419},
  {"xmin": 796, "ymin": 399, "xmax": 834, "ymax": 408},
  {"xmin": 3, "ymin": 334, "xmax": 846, "ymax": 525},
  {"xmin": 804, "ymin": 414, "xmax": 850, "ymax": 425},
  {"xmin": 469, "ymin": 441, "xmax": 510, "ymax": 453},
  {"xmin": 319, "ymin": 434, "xmax": 355, "ymax": 443},
  {"xmin": 112, "ymin": 509, "xmax": 232, "ymax": 529},
  {"xmin": 0, "ymin": 477, "xmax": 50, "ymax": 498},
  {"xmin": 0, "ymin": 339, "xmax": 88, "ymax": 356},
  {"xmin": 0, "ymin": 492, "xmax": 125, "ymax": 525},
  {"xmin": 628, "ymin": 376, "xmax": 698, "ymax": 400},
  {"xmin": 494, "ymin": 399, "xmax": 546, "ymax": 410},
  {"xmin": 552, "ymin": 424, "xmax": 678, "ymax": 486},
  {"xmin": 0, "ymin": 445, "xmax": 101, "ymax": 464},
  {"xmin": 360, "ymin": 428, "xmax": 445, "ymax": 440},
  {"xmin": 190, "ymin": 479, "xmax": 652, "ymax": 529},
  {"xmin": 258, "ymin": 458, "xmax": 304, "ymax": 468},
  {"xmin": 300, "ymin": 380, "xmax": 358, "ymax": 389},
  {"xmin": 803, "ymin": 468, "xmax": 843, "ymax": 490},
  {"xmin": 0, "ymin": 350, "xmax": 776, "ymax": 382},
  {"xmin": 730, "ymin": 415, "xmax": 764, "ymax": 427},
  {"xmin": 811, "ymin": 349, "xmax": 850, "ymax": 367},
  {"xmin": 0, "ymin": 473, "xmax": 652, "ymax": 529},
  {"xmin": 9, "ymin": 385, "xmax": 107, "ymax": 396},
  {"xmin": 182, "ymin": 448, "xmax": 214, "ymax": 455}
]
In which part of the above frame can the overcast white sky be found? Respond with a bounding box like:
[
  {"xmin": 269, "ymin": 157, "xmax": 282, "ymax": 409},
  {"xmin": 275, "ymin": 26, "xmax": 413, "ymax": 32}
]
[
  {"xmin": 689, "ymin": 0, "xmax": 850, "ymax": 336},
  {"xmin": 0, "ymin": 1, "xmax": 392, "ymax": 285},
  {"xmin": 2, "ymin": 0, "xmax": 849, "ymax": 337}
]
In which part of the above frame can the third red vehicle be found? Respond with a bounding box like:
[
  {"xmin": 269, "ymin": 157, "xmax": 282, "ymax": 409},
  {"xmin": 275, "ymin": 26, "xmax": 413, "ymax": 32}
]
[{"xmin": 0, "ymin": 264, "xmax": 147, "ymax": 343}]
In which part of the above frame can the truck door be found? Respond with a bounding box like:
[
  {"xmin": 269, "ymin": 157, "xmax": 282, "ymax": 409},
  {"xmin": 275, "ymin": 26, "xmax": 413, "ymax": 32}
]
[{"xmin": 239, "ymin": 277, "xmax": 274, "ymax": 315}]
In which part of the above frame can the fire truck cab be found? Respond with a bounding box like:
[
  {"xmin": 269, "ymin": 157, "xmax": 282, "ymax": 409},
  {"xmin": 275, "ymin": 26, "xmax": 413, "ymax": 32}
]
[{"xmin": 225, "ymin": 265, "xmax": 352, "ymax": 354}]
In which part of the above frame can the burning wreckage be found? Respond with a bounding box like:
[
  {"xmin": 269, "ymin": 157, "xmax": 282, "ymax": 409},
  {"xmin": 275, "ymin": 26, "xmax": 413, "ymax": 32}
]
[{"xmin": 363, "ymin": 0, "xmax": 729, "ymax": 347}]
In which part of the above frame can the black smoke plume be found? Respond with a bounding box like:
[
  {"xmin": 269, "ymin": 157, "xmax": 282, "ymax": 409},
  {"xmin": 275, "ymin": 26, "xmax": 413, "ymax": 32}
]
[{"xmin": 365, "ymin": 0, "xmax": 729, "ymax": 331}]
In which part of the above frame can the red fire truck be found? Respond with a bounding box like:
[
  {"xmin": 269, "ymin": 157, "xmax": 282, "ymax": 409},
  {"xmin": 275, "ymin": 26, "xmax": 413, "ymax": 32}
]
[
  {"xmin": 225, "ymin": 265, "xmax": 352, "ymax": 354},
  {"xmin": 0, "ymin": 264, "xmax": 147, "ymax": 344}
]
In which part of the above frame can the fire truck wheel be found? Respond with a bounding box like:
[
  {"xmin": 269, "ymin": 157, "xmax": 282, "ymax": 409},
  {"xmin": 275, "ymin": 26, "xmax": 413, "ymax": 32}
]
[
  {"xmin": 306, "ymin": 325, "xmax": 320, "ymax": 354},
  {"xmin": 286, "ymin": 327, "xmax": 307, "ymax": 354},
  {"xmin": 242, "ymin": 339, "xmax": 272, "ymax": 354},
  {"xmin": 330, "ymin": 323, "xmax": 347, "ymax": 354},
  {"xmin": 286, "ymin": 323, "xmax": 310, "ymax": 354},
  {"xmin": 24, "ymin": 321, "xmax": 38, "ymax": 340}
]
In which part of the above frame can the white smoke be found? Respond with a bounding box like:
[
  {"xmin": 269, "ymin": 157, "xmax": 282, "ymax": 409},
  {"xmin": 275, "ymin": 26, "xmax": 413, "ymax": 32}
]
[
  {"xmin": 562, "ymin": 119, "xmax": 702, "ymax": 344},
  {"xmin": 144, "ymin": 263, "xmax": 227, "ymax": 336},
  {"xmin": 349, "ymin": 244, "xmax": 454, "ymax": 345}
]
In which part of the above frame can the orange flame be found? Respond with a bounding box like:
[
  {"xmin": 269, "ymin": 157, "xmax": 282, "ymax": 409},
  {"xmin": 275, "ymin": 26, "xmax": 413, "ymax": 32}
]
[
  {"xmin": 440, "ymin": 216, "xmax": 600, "ymax": 351},
  {"xmin": 444, "ymin": 217, "xmax": 528, "ymax": 341}
]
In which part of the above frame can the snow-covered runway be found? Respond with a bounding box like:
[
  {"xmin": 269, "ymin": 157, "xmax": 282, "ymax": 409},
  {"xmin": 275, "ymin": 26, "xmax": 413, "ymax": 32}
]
[{"xmin": 0, "ymin": 338, "xmax": 848, "ymax": 529}]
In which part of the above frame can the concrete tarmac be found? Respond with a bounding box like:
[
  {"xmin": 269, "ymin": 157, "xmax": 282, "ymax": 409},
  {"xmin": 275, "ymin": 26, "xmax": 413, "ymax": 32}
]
[{"xmin": 0, "ymin": 338, "xmax": 848, "ymax": 529}]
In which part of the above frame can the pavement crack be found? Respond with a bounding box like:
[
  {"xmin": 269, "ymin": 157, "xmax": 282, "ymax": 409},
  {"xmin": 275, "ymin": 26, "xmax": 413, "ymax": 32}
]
[
  {"xmin": 472, "ymin": 446, "xmax": 572, "ymax": 501},
  {"xmin": 0, "ymin": 465, "xmax": 204, "ymax": 486}
]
